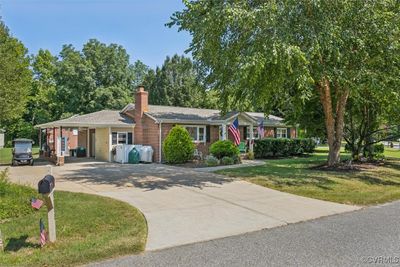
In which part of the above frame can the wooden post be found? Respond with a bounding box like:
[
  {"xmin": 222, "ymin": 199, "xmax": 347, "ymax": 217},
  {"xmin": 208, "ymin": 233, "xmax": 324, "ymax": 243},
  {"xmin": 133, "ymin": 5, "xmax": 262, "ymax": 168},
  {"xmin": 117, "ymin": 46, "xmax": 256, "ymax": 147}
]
[
  {"xmin": 44, "ymin": 166, "xmax": 56, "ymax": 243},
  {"xmin": 45, "ymin": 192, "xmax": 56, "ymax": 242}
]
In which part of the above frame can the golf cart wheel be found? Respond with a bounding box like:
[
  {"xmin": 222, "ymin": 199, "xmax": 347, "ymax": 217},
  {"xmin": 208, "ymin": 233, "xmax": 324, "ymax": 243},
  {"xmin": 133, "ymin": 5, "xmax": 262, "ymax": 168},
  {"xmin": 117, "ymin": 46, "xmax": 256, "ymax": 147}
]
[
  {"xmin": 11, "ymin": 160, "xmax": 16, "ymax": 166},
  {"xmin": 30, "ymin": 160, "xmax": 34, "ymax": 166}
]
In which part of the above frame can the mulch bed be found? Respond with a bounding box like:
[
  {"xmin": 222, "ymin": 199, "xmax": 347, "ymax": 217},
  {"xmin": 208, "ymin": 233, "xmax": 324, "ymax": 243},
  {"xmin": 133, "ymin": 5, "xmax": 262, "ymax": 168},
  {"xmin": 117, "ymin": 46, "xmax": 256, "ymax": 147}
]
[{"xmin": 173, "ymin": 160, "xmax": 208, "ymax": 168}]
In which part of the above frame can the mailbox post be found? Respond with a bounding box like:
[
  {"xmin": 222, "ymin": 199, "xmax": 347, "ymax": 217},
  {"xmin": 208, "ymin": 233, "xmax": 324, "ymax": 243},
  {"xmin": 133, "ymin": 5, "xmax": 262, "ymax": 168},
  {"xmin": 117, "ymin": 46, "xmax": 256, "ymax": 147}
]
[{"xmin": 38, "ymin": 174, "xmax": 56, "ymax": 243}]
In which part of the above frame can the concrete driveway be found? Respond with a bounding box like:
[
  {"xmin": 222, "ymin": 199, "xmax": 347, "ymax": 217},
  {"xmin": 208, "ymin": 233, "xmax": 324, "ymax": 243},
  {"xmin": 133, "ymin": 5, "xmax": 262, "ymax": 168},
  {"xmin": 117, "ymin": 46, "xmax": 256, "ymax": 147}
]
[{"xmin": 4, "ymin": 161, "xmax": 360, "ymax": 251}]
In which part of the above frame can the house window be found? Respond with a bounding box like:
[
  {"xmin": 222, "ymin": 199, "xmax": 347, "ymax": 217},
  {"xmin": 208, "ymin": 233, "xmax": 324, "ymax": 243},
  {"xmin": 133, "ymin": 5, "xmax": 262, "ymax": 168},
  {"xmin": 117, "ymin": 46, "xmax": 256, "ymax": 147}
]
[
  {"xmin": 246, "ymin": 127, "xmax": 259, "ymax": 140},
  {"xmin": 112, "ymin": 132, "xmax": 133, "ymax": 145},
  {"xmin": 184, "ymin": 126, "xmax": 206, "ymax": 143},
  {"xmin": 276, "ymin": 128, "xmax": 287, "ymax": 138}
]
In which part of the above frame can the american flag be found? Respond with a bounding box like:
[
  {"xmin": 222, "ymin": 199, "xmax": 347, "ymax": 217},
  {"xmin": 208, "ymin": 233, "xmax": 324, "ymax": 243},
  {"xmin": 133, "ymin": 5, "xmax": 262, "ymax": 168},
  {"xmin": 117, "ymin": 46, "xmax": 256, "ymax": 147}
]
[
  {"xmin": 31, "ymin": 197, "xmax": 43, "ymax": 210},
  {"xmin": 258, "ymin": 121, "xmax": 265, "ymax": 138},
  {"xmin": 40, "ymin": 219, "xmax": 47, "ymax": 247},
  {"xmin": 229, "ymin": 118, "xmax": 241, "ymax": 145}
]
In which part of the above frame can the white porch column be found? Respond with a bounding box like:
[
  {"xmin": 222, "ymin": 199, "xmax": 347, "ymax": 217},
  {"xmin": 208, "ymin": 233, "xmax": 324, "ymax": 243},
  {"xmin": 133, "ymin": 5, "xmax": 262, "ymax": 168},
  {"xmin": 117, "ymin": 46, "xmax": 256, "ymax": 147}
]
[
  {"xmin": 249, "ymin": 125, "xmax": 254, "ymax": 152},
  {"xmin": 86, "ymin": 128, "xmax": 90, "ymax": 158},
  {"xmin": 221, "ymin": 124, "xmax": 227, "ymax": 140},
  {"xmin": 108, "ymin": 127, "xmax": 112, "ymax": 162}
]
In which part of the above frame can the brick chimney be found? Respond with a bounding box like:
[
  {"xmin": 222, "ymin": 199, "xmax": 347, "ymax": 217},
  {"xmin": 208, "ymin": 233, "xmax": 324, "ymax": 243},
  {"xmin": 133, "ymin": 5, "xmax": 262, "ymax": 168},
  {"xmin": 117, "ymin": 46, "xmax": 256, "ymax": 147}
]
[
  {"xmin": 134, "ymin": 86, "xmax": 148, "ymax": 145},
  {"xmin": 135, "ymin": 86, "xmax": 148, "ymax": 119}
]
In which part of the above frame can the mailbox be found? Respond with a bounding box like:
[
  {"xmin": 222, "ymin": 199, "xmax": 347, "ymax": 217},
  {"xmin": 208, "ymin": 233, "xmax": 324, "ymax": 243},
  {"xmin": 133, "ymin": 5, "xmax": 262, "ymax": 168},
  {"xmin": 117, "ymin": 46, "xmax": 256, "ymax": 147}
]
[{"xmin": 38, "ymin": 175, "xmax": 55, "ymax": 194}]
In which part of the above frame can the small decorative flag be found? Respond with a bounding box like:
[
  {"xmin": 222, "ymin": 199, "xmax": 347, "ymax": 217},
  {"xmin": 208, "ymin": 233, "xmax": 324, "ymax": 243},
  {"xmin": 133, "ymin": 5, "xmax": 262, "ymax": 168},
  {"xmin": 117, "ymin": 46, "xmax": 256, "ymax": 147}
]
[
  {"xmin": 229, "ymin": 118, "xmax": 241, "ymax": 145},
  {"xmin": 40, "ymin": 219, "xmax": 47, "ymax": 247},
  {"xmin": 0, "ymin": 230, "xmax": 4, "ymax": 252},
  {"xmin": 258, "ymin": 120, "xmax": 265, "ymax": 139},
  {"xmin": 31, "ymin": 197, "xmax": 44, "ymax": 210}
]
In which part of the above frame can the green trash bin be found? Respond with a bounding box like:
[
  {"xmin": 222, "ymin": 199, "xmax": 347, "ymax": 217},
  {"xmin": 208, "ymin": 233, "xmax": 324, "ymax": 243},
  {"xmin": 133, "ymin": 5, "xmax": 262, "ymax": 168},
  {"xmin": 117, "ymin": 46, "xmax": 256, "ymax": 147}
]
[
  {"xmin": 76, "ymin": 147, "xmax": 86, "ymax": 157},
  {"xmin": 128, "ymin": 147, "xmax": 140, "ymax": 164}
]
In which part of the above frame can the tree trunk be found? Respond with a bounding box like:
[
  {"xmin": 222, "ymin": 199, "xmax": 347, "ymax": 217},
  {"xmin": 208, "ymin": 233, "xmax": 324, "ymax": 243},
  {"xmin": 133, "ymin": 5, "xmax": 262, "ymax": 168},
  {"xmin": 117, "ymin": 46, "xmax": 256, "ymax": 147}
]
[{"xmin": 317, "ymin": 78, "xmax": 349, "ymax": 166}]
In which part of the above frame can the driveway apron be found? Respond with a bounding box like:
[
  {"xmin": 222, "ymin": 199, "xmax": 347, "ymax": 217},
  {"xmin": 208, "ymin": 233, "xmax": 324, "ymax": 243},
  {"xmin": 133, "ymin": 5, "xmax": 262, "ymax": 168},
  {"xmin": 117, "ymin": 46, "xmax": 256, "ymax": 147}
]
[{"xmin": 4, "ymin": 162, "xmax": 360, "ymax": 251}]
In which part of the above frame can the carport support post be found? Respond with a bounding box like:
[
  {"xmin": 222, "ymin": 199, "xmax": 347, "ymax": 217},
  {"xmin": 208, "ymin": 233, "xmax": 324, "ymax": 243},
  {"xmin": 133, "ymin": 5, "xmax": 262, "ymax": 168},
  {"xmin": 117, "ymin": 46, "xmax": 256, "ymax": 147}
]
[
  {"xmin": 86, "ymin": 128, "xmax": 90, "ymax": 158},
  {"xmin": 108, "ymin": 127, "xmax": 112, "ymax": 162},
  {"xmin": 249, "ymin": 125, "xmax": 254, "ymax": 152},
  {"xmin": 38, "ymin": 128, "xmax": 42, "ymax": 152}
]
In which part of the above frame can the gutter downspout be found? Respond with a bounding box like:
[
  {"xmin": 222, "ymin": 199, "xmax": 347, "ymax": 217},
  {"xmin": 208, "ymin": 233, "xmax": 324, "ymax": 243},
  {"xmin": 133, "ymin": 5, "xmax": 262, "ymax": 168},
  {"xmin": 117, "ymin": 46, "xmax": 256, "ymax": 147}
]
[{"xmin": 159, "ymin": 122, "xmax": 162, "ymax": 163}]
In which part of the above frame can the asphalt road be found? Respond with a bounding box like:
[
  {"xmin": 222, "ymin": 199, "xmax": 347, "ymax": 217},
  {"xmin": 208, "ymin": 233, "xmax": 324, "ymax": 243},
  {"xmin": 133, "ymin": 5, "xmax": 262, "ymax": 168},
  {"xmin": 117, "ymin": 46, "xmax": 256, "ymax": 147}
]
[{"xmin": 90, "ymin": 201, "xmax": 400, "ymax": 267}]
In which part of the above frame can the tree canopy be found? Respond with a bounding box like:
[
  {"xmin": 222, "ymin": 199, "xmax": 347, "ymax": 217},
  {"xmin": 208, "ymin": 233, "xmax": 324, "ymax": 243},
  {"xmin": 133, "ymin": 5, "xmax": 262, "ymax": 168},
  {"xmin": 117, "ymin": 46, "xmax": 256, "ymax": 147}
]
[
  {"xmin": 170, "ymin": 0, "xmax": 400, "ymax": 165},
  {"xmin": 145, "ymin": 54, "xmax": 217, "ymax": 108},
  {"xmin": 56, "ymin": 39, "xmax": 139, "ymax": 116},
  {"xmin": 0, "ymin": 20, "xmax": 31, "ymax": 127}
]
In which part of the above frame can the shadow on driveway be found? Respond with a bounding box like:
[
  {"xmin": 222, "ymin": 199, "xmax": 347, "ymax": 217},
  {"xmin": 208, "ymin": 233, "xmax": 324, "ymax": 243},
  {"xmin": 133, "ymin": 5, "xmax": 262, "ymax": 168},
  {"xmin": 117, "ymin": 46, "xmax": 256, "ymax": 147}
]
[{"xmin": 56, "ymin": 162, "xmax": 234, "ymax": 191}]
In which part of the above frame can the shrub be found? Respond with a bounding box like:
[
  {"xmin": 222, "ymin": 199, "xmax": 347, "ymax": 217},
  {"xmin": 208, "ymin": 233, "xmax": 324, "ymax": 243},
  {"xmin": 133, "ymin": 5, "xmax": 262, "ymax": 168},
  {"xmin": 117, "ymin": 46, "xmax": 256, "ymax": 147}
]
[
  {"xmin": 232, "ymin": 153, "xmax": 242, "ymax": 164},
  {"xmin": 163, "ymin": 125, "xmax": 195, "ymax": 164},
  {"xmin": 221, "ymin": 156, "xmax": 234, "ymax": 165},
  {"xmin": 301, "ymin": 138, "xmax": 317, "ymax": 153},
  {"xmin": 205, "ymin": 155, "xmax": 219, "ymax": 166},
  {"xmin": 366, "ymin": 143, "xmax": 385, "ymax": 160},
  {"xmin": 247, "ymin": 151, "xmax": 255, "ymax": 160},
  {"xmin": 209, "ymin": 140, "xmax": 239, "ymax": 159},
  {"xmin": 254, "ymin": 138, "xmax": 316, "ymax": 158}
]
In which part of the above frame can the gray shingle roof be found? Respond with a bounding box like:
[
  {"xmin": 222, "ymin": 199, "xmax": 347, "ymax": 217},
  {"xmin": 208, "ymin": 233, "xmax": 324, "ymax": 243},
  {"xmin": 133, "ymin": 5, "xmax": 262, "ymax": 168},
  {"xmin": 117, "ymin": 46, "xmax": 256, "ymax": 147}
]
[
  {"xmin": 246, "ymin": 112, "xmax": 287, "ymax": 126},
  {"xmin": 36, "ymin": 110, "xmax": 134, "ymax": 128},
  {"xmin": 36, "ymin": 105, "xmax": 288, "ymax": 128},
  {"xmin": 123, "ymin": 104, "xmax": 286, "ymax": 126}
]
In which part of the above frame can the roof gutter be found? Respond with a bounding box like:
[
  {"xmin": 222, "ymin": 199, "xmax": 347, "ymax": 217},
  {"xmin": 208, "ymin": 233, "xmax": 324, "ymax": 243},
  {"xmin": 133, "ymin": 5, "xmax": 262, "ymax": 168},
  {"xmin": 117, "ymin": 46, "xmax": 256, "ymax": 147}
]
[{"xmin": 35, "ymin": 123, "xmax": 135, "ymax": 129}]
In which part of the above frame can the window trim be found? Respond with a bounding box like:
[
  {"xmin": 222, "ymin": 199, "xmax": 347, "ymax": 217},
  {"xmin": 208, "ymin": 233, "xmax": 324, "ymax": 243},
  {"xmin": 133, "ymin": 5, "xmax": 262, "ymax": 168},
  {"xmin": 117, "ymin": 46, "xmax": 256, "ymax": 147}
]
[
  {"xmin": 112, "ymin": 131, "xmax": 133, "ymax": 145},
  {"xmin": 276, "ymin": 128, "xmax": 288, "ymax": 139},
  {"xmin": 246, "ymin": 126, "xmax": 260, "ymax": 140},
  {"xmin": 183, "ymin": 125, "xmax": 207, "ymax": 143}
]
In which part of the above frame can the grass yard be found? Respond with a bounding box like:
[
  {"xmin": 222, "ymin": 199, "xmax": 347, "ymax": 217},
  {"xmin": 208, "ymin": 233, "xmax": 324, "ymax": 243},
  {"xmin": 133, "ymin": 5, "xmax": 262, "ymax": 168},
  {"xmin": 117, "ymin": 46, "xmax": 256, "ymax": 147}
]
[
  {"xmin": 385, "ymin": 147, "xmax": 400, "ymax": 159},
  {"xmin": 218, "ymin": 147, "xmax": 400, "ymax": 206},
  {"xmin": 0, "ymin": 147, "xmax": 40, "ymax": 165},
  {"xmin": 0, "ymin": 170, "xmax": 147, "ymax": 267}
]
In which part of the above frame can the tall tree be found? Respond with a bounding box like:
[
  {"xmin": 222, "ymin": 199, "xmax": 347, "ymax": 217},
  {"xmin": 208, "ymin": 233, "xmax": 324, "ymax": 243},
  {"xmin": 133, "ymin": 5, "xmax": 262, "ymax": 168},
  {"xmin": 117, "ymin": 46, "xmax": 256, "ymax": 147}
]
[
  {"xmin": 56, "ymin": 39, "xmax": 136, "ymax": 116},
  {"xmin": 132, "ymin": 60, "xmax": 150, "ymax": 88},
  {"xmin": 28, "ymin": 49, "xmax": 58, "ymax": 125},
  {"xmin": 146, "ymin": 54, "xmax": 211, "ymax": 108},
  {"xmin": 170, "ymin": 0, "xmax": 400, "ymax": 166},
  {"xmin": 0, "ymin": 20, "xmax": 31, "ymax": 127}
]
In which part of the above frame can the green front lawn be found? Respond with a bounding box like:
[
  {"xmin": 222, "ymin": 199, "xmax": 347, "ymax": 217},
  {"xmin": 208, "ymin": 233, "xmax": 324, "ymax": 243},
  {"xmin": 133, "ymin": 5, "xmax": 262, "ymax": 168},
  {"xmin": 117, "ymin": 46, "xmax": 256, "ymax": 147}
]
[
  {"xmin": 218, "ymin": 147, "xmax": 400, "ymax": 206},
  {"xmin": 0, "ymin": 171, "xmax": 147, "ymax": 266},
  {"xmin": 0, "ymin": 147, "xmax": 40, "ymax": 165},
  {"xmin": 385, "ymin": 147, "xmax": 400, "ymax": 159}
]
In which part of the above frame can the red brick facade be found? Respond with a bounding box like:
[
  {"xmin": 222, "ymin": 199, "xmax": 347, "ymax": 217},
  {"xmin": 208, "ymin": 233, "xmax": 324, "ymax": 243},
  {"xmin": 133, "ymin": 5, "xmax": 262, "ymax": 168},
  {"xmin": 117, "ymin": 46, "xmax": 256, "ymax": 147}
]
[{"xmin": 45, "ymin": 127, "xmax": 79, "ymax": 154}]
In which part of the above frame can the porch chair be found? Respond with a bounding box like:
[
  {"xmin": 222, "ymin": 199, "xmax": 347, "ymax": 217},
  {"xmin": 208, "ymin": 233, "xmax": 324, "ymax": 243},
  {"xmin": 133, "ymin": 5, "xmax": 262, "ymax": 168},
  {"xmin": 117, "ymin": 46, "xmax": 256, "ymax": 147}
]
[{"xmin": 238, "ymin": 141, "xmax": 247, "ymax": 153}]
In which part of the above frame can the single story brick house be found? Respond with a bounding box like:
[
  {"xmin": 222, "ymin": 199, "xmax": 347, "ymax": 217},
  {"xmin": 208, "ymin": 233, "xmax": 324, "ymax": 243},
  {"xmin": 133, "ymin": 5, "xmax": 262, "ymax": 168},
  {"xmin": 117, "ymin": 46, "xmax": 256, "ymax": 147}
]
[{"xmin": 36, "ymin": 86, "xmax": 297, "ymax": 163}]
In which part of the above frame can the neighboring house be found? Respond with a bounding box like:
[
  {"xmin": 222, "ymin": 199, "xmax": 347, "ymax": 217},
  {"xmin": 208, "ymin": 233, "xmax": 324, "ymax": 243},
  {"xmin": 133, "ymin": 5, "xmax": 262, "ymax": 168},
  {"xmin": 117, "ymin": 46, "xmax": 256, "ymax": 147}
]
[
  {"xmin": 36, "ymin": 86, "xmax": 296, "ymax": 163},
  {"xmin": 0, "ymin": 129, "xmax": 4, "ymax": 149}
]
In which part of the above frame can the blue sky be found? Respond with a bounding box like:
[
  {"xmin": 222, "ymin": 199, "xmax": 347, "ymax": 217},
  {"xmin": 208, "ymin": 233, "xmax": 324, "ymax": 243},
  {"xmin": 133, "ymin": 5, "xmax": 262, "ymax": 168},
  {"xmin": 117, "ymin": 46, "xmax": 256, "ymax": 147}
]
[{"xmin": 0, "ymin": 0, "xmax": 191, "ymax": 68}]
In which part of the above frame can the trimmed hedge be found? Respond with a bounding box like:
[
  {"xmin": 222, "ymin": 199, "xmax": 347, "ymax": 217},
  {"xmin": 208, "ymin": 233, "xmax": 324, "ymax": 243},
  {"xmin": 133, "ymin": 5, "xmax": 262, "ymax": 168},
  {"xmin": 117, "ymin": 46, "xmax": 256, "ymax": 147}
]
[{"xmin": 254, "ymin": 138, "xmax": 316, "ymax": 158}]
